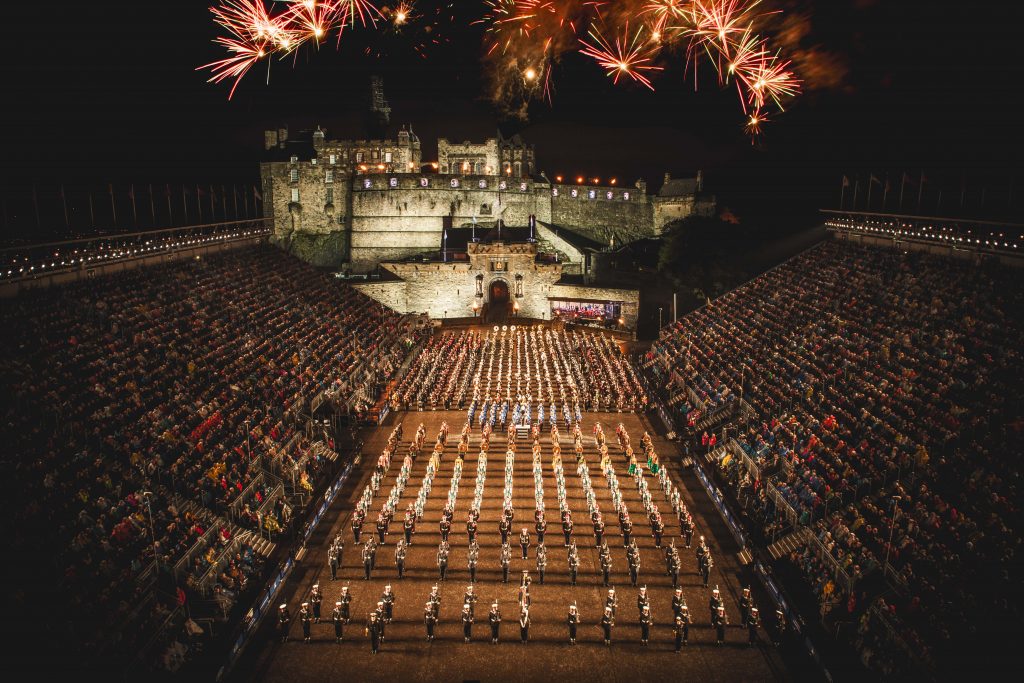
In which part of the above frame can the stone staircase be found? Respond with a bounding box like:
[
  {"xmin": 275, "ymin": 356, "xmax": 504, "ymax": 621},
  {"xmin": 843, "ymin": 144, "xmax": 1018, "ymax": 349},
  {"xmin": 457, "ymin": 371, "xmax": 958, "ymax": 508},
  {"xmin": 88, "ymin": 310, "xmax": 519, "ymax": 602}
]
[
  {"xmin": 768, "ymin": 526, "xmax": 811, "ymax": 560},
  {"xmin": 234, "ymin": 528, "xmax": 277, "ymax": 559}
]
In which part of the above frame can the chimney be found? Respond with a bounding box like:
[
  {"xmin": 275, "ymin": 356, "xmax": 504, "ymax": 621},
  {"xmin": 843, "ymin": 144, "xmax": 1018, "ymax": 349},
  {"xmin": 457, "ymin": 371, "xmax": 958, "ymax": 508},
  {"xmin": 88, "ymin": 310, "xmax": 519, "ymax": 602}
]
[{"xmin": 696, "ymin": 169, "xmax": 704, "ymax": 192}]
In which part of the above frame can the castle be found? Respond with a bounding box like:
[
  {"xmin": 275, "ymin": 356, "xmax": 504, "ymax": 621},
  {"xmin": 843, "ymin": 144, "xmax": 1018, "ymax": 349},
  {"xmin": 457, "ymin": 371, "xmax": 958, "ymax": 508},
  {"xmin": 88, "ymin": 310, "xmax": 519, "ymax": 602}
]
[{"xmin": 260, "ymin": 125, "xmax": 715, "ymax": 272}]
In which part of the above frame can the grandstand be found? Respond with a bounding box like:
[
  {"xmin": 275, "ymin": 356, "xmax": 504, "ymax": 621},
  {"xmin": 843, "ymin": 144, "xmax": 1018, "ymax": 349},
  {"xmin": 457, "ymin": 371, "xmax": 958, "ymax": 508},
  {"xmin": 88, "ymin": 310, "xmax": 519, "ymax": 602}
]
[{"xmin": 2, "ymin": 223, "xmax": 1019, "ymax": 680}]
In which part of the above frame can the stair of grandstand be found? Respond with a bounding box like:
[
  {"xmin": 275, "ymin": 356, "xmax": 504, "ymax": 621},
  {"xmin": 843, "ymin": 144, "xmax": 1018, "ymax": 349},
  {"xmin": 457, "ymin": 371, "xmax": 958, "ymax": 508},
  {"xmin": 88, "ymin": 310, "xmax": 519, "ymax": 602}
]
[{"xmin": 768, "ymin": 527, "xmax": 812, "ymax": 561}]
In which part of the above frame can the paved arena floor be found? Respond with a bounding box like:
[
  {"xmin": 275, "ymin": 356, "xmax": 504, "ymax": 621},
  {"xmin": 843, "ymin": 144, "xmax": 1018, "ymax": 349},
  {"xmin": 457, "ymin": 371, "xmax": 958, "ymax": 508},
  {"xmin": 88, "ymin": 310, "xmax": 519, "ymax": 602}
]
[{"xmin": 243, "ymin": 411, "xmax": 793, "ymax": 682}]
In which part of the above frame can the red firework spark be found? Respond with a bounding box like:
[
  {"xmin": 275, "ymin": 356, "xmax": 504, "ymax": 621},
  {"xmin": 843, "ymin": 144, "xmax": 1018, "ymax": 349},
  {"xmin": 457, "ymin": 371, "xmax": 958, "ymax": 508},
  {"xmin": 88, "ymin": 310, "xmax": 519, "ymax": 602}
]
[{"xmin": 579, "ymin": 21, "xmax": 664, "ymax": 91}]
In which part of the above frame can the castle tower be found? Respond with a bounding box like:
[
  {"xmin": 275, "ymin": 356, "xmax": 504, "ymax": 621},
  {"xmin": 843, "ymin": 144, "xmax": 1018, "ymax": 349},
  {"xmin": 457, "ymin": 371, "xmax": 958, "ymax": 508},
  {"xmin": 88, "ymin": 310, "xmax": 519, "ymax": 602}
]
[{"xmin": 369, "ymin": 75, "xmax": 391, "ymax": 137}]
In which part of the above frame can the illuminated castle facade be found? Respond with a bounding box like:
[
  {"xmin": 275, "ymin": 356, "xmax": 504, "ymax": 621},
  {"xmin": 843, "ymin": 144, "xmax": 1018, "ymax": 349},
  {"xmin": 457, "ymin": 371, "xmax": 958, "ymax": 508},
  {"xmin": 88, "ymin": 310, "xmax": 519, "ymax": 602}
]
[{"xmin": 260, "ymin": 125, "xmax": 714, "ymax": 271}]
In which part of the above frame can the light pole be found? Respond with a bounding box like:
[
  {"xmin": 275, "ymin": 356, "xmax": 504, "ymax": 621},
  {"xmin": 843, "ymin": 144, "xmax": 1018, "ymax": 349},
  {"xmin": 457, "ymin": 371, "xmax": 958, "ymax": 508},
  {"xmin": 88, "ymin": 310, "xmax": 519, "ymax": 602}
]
[
  {"xmin": 142, "ymin": 491, "xmax": 159, "ymax": 573},
  {"xmin": 883, "ymin": 495, "xmax": 902, "ymax": 575},
  {"xmin": 658, "ymin": 307, "xmax": 663, "ymax": 330}
]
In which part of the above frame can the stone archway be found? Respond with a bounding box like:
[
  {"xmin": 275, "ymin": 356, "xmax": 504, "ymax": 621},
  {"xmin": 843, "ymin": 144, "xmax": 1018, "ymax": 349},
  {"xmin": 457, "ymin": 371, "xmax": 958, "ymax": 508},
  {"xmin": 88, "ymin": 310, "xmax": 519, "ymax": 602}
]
[{"xmin": 485, "ymin": 278, "xmax": 511, "ymax": 323}]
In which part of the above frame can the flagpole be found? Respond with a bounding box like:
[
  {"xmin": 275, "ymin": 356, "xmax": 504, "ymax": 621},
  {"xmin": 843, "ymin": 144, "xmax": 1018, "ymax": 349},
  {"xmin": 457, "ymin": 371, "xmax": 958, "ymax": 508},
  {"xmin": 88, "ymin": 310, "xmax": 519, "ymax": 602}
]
[
  {"xmin": 130, "ymin": 184, "xmax": 138, "ymax": 227},
  {"xmin": 61, "ymin": 184, "xmax": 69, "ymax": 229},
  {"xmin": 917, "ymin": 171, "xmax": 925, "ymax": 210},
  {"xmin": 233, "ymin": 184, "xmax": 239, "ymax": 219},
  {"xmin": 32, "ymin": 184, "xmax": 40, "ymax": 229},
  {"xmin": 182, "ymin": 184, "xmax": 189, "ymax": 223},
  {"xmin": 89, "ymin": 189, "xmax": 96, "ymax": 227},
  {"xmin": 166, "ymin": 184, "xmax": 173, "ymax": 224},
  {"xmin": 866, "ymin": 176, "xmax": 873, "ymax": 210},
  {"xmin": 840, "ymin": 177, "xmax": 846, "ymax": 210},
  {"xmin": 149, "ymin": 184, "xmax": 156, "ymax": 226},
  {"xmin": 197, "ymin": 184, "xmax": 203, "ymax": 222},
  {"xmin": 221, "ymin": 184, "xmax": 227, "ymax": 219},
  {"xmin": 209, "ymin": 184, "xmax": 216, "ymax": 219},
  {"xmin": 852, "ymin": 177, "xmax": 860, "ymax": 210},
  {"xmin": 109, "ymin": 183, "xmax": 117, "ymax": 226},
  {"xmin": 244, "ymin": 184, "xmax": 250, "ymax": 218},
  {"xmin": 899, "ymin": 173, "xmax": 906, "ymax": 210},
  {"xmin": 882, "ymin": 173, "xmax": 890, "ymax": 210}
]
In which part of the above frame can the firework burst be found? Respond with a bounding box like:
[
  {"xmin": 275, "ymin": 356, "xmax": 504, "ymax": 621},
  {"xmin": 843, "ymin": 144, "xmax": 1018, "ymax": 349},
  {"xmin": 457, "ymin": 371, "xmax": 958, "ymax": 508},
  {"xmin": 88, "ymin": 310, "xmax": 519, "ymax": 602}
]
[
  {"xmin": 579, "ymin": 21, "xmax": 664, "ymax": 90},
  {"xmin": 200, "ymin": 0, "xmax": 805, "ymax": 136}
]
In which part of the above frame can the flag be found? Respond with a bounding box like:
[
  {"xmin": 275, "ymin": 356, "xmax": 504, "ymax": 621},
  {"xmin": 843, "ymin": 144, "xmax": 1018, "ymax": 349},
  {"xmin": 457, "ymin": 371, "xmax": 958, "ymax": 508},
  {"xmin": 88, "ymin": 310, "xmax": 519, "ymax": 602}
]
[
  {"xmin": 840, "ymin": 176, "xmax": 850, "ymax": 210},
  {"xmin": 867, "ymin": 174, "xmax": 880, "ymax": 208},
  {"xmin": 253, "ymin": 185, "xmax": 262, "ymax": 201},
  {"xmin": 842, "ymin": 175, "xmax": 850, "ymax": 187},
  {"xmin": 899, "ymin": 171, "xmax": 916, "ymax": 210},
  {"xmin": 882, "ymin": 174, "xmax": 891, "ymax": 210}
]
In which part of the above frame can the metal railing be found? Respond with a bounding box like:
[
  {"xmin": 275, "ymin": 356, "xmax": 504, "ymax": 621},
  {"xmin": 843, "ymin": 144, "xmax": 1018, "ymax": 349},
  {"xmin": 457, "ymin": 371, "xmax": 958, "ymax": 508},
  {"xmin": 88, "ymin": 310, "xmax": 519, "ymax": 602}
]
[{"xmin": 0, "ymin": 218, "xmax": 271, "ymax": 282}]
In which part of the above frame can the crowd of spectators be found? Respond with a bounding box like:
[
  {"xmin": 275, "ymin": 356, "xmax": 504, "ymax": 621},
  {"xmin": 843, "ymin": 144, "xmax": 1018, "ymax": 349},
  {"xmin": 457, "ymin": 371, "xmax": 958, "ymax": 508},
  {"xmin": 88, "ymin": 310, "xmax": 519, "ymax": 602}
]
[
  {"xmin": 647, "ymin": 240, "xmax": 1022, "ymax": 675},
  {"xmin": 0, "ymin": 244, "xmax": 408, "ymax": 664}
]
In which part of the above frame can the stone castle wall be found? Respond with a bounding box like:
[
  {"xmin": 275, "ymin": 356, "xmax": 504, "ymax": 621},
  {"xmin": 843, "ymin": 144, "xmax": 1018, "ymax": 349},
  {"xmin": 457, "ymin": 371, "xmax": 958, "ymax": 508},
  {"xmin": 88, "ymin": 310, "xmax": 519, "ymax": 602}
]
[
  {"xmin": 347, "ymin": 175, "xmax": 552, "ymax": 270},
  {"xmin": 262, "ymin": 159, "xmax": 699, "ymax": 269},
  {"xmin": 550, "ymin": 184, "xmax": 654, "ymax": 245}
]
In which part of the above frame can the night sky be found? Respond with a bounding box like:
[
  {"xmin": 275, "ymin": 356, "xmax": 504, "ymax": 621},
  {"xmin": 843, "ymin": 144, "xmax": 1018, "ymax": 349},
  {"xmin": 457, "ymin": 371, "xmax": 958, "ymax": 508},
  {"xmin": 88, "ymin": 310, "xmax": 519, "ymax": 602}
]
[{"xmin": 2, "ymin": 0, "xmax": 1020, "ymax": 241}]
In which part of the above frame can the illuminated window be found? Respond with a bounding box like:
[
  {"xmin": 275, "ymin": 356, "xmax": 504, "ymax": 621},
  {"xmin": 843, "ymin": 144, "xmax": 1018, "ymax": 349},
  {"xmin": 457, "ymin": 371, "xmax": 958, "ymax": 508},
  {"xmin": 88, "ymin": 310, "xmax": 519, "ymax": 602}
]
[
  {"xmin": 588, "ymin": 190, "xmax": 596, "ymax": 199},
  {"xmin": 363, "ymin": 179, "xmax": 373, "ymax": 189},
  {"xmin": 385, "ymin": 152, "xmax": 393, "ymax": 163},
  {"xmin": 289, "ymin": 169, "xmax": 299, "ymax": 182},
  {"xmin": 290, "ymin": 155, "xmax": 298, "ymax": 163},
  {"xmin": 606, "ymin": 191, "xmax": 613, "ymax": 200},
  {"xmin": 389, "ymin": 177, "xmax": 398, "ymax": 188},
  {"xmin": 325, "ymin": 170, "xmax": 333, "ymax": 183},
  {"xmin": 571, "ymin": 188, "xmax": 578, "ymax": 198},
  {"xmin": 329, "ymin": 154, "xmax": 336, "ymax": 165},
  {"xmin": 450, "ymin": 178, "xmax": 460, "ymax": 188},
  {"xmin": 326, "ymin": 187, "xmax": 334, "ymax": 203},
  {"xmin": 356, "ymin": 152, "xmax": 364, "ymax": 163},
  {"xmin": 419, "ymin": 177, "xmax": 429, "ymax": 187},
  {"xmin": 290, "ymin": 188, "xmax": 299, "ymax": 202},
  {"xmin": 623, "ymin": 192, "xmax": 630, "ymax": 200},
  {"xmin": 499, "ymin": 180, "xmax": 508, "ymax": 191},
  {"xmin": 520, "ymin": 182, "xmax": 528, "ymax": 192},
  {"xmin": 552, "ymin": 188, "xmax": 559, "ymax": 197},
  {"xmin": 478, "ymin": 179, "xmax": 488, "ymax": 189}
]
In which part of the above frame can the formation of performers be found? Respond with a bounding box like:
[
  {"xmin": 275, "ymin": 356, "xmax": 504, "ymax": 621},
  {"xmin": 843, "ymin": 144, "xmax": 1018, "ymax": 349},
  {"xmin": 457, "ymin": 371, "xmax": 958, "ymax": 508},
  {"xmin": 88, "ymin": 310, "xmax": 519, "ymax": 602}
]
[
  {"xmin": 278, "ymin": 574, "xmax": 763, "ymax": 651},
  {"xmin": 274, "ymin": 417, "xmax": 769, "ymax": 651},
  {"xmin": 392, "ymin": 326, "xmax": 647, "ymax": 412}
]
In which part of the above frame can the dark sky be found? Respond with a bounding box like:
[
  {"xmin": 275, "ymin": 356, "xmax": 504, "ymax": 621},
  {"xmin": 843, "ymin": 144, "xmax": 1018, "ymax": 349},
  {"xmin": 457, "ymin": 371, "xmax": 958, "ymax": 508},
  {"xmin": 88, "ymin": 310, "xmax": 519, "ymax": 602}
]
[{"xmin": 2, "ymin": 0, "xmax": 1021, "ymax": 240}]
